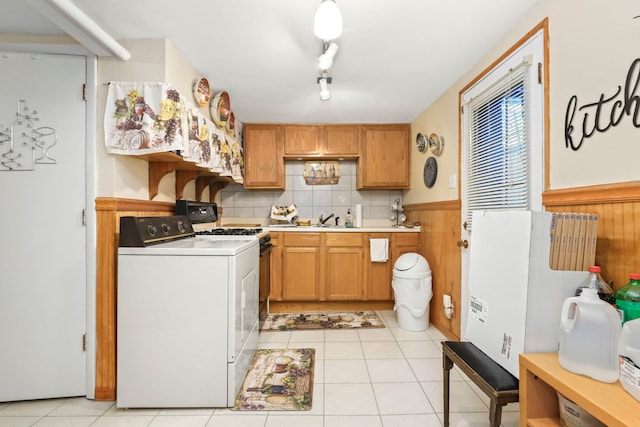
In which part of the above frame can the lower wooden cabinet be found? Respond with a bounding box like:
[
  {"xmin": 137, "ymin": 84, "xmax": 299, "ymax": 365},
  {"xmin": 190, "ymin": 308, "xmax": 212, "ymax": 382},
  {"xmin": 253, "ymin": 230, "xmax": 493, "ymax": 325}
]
[
  {"xmin": 282, "ymin": 247, "xmax": 321, "ymax": 300},
  {"xmin": 325, "ymin": 233, "xmax": 365, "ymax": 300},
  {"xmin": 366, "ymin": 232, "xmax": 419, "ymax": 301},
  {"xmin": 280, "ymin": 233, "xmax": 322, "ymax": 301},
  {"xmin": 366, "ymin": 233, "xmax": 393, "ymax": 300},
  {"xmin": 269, "ymin": 231, "xmax": 419, "ymax": 302}
]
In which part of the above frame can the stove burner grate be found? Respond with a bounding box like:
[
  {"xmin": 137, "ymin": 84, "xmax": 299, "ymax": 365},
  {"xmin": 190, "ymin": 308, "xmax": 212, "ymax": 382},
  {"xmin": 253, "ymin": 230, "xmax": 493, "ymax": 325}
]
[{"xmin": 196, "ymin": 228, "xmax": 263, "ymax": 236}]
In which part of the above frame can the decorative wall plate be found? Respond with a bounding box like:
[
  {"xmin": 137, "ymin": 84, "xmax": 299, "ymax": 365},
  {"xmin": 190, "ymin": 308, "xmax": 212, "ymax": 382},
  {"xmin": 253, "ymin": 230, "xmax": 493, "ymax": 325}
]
[
  {"xmin": 423, "ymin": 156, "xmax": 438, "ymax": 188},
  {"xmin": 210, "ymin": 91, "xmax": 231, "ymax": 129},
  {"xmin": 193, "ymin": 77, "xmax": 211, "ymax": 107},
  {"xmin": 226, "ymin": 111, "xmax": 235, "ymax": 136},
  {"xmin": 416, "ymin": 132, "xmax": 427, "ymax": 152},
  {"xmin": 428, "ymin": 133, "xmax": 444, "ymax": 156}
]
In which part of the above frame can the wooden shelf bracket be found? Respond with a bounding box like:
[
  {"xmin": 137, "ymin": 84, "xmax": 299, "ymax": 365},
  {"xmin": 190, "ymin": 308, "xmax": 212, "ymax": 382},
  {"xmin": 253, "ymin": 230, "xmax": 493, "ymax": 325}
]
[
  {"xmin": 175, "ymin": 170, "xmax": 199, "ymax": 200},
  {"xmin": 148, "ymin": 161, "xmax": 177, "ymax": 200}
]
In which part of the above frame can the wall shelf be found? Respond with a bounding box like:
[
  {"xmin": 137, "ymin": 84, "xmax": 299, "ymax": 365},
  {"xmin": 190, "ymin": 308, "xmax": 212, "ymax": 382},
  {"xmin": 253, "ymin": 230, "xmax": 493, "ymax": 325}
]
[{"xmin": 139, "ymin": 152, "xmax": 231, "ymax": 201}]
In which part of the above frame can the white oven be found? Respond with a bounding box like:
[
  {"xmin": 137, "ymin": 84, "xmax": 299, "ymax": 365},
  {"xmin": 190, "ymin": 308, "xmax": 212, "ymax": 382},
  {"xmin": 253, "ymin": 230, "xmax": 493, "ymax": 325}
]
[
  {"xmin": 176, "ymin": 200, "xmax": 272, "ymax": 314},
  {"xmin": 116, "ymin": 216, "xmax": 259, "ymax": 408}
]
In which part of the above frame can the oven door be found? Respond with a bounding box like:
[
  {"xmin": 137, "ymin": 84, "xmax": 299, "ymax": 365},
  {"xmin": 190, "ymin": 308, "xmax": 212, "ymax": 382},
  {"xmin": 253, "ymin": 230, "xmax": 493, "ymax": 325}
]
[
  {"xmin": 228, "ymin": 242, "xmax": 260, "ymax": 362},
  {"xmin": 259, "ymin": 242, "xmax": 272, "ymax": 315}
]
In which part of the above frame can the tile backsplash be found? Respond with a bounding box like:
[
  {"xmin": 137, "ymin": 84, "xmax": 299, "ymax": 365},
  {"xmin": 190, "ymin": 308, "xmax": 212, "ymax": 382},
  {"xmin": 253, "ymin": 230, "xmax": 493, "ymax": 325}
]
[{"xmin": 220, "ymin": 160, "xmax": 403, "ymax": 225}]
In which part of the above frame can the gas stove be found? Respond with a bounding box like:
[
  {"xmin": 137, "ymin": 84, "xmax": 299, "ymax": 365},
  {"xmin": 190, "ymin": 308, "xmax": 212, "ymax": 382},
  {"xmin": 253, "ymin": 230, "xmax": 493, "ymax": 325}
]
[
  {"xmin": 196, "ymin": 228, "xmax": 263, "ymax": 236},
  {"xmin": 176, "ymin": 200, "xmax": 267, "ymax": 239}
]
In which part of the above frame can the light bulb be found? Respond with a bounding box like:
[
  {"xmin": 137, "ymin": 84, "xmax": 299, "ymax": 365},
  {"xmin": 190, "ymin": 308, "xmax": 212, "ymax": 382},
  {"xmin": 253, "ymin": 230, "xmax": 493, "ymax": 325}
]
[
  {"xmin": 319, "ymin": 78, "xmax": 331, "ymax": 101},
  {"xmin": 314, "ymin": 0, "xmax": 343, "ymax": 41}
]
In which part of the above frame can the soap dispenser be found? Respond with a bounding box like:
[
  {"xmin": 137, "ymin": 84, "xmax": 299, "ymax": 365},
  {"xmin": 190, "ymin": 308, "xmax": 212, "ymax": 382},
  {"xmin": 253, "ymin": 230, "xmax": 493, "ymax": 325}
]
[{"xmin": 345, "ymin": 209, "xmax": 353, "ymax": 228}]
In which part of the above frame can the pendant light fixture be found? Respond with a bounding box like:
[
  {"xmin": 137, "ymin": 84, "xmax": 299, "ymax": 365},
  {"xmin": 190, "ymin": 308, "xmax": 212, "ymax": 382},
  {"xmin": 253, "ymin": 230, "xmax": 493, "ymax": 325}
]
[
  {"xmin": 318, "ymin": 42, "xmax": 339, "ymax": 71},
  {"xmin": 314, "ymin": 0, "xmax": 341, "ymax": 101},
  {"xmin": 313, "ymin": 0, "xmax": 343, "ymax": 41},
  {"xmin": 318, "ymin": 73, "xmax": 332, "ymax": 101}
]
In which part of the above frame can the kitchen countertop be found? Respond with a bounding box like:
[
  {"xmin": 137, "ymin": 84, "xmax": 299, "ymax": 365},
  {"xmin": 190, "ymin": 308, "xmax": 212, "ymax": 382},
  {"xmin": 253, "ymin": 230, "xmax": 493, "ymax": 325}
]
[{"xmin": 263, "ymin": 225, "xmax": 420, "ymax": 233}]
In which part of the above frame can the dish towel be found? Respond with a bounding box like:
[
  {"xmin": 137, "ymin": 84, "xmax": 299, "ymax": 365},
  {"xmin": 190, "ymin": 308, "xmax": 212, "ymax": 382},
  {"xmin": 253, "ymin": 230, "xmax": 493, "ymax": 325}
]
[{"xmin": 370, "ymin": 238, "xmax": 389, "ymax": 262}]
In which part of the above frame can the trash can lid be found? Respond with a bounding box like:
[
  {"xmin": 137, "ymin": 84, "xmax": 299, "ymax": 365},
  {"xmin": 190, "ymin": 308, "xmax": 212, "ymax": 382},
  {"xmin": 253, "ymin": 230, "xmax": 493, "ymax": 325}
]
[{"xmin": 393, "ymin": 253, "xmax": 431, "ymax": 275}]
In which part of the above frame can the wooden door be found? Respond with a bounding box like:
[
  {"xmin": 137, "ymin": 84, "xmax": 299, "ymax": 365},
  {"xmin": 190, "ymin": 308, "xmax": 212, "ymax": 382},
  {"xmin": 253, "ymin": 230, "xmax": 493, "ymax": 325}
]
[
  {"xmin": 243, "ymin": 124, "xmax": 284, "ymax": 189},
  {"xmin": 365, "ymin": 233, "xmax": 393, "ymax": 300},
  {"xmin": 283, "ymin": 125, "xmax": 322, "ymax": 156},
  {"xmin": 324, "ymin": 125, "xmax": 358, "ymax": 156},
  {"xmin": 326, "ymin": 247, "xmax": 364, "ymax": 300},
  {"xmin": 358, "ymin": 125, "xmax": 410, "ymax": 188},
  {"xmin": 282, "ymin": 247, "xmax": 321, "ymax": 300}
]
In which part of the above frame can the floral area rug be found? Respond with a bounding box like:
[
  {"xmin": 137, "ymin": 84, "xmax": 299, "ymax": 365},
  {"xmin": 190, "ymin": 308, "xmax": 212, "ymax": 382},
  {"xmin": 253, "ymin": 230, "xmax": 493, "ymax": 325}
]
[
  {"xmin": 232, "ymin": 348, "xmax": 315, "ymax": 411},
  {"xmin": 260, "ymin": 311, "xmax": 384, "ymax": 331}
]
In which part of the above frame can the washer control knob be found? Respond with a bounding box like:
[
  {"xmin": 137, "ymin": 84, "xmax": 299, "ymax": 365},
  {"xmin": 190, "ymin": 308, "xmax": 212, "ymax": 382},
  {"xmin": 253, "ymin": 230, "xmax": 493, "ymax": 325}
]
[
  {"xmin": 177, "ymin": 221, "xmax": 186, "ymax": 233},
  {"xmin": 147, "ymin": 225, "xmax": 157, "ymax": 236},
  {"xmin": 161, "ymin": 223, "xmax": 171, "ymax": 234}
]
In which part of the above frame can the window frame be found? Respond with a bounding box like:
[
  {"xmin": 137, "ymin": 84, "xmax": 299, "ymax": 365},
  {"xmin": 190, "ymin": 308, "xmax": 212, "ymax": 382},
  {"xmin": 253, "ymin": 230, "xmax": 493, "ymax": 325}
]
[{"xmin": 460, "ymin": 26, "xmax": 546, "ymax": 230}]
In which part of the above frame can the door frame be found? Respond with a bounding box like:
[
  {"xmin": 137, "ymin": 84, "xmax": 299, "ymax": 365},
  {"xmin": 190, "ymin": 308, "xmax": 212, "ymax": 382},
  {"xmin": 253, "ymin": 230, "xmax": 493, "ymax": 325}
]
[
  {"xmin": 458, "ymin": 21, "xmax": 548, "ymax": 339},
  {"xmin": 0, "ymin": 40, "xmax": 98, "ymax": 399}
]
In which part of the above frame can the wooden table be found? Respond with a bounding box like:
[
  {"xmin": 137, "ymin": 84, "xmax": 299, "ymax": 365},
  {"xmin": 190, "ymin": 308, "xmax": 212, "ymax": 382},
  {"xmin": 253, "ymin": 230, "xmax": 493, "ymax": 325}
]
[{"xmin": 519, "ymin": 352, "xmax": 640, "ymax": 426}]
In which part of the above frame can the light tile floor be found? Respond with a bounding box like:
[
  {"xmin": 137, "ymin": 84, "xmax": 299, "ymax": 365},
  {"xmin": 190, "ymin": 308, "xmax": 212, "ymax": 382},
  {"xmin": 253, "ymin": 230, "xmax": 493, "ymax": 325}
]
[{"xmin": 0, "ymin": 310, "xmax": 519, "ymax": 426}]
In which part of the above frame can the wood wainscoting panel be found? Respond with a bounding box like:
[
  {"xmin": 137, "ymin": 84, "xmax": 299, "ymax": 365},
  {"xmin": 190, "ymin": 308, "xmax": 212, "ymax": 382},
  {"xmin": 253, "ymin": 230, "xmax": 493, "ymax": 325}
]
[
  {"xmin": 404, "ymin": 200, "xmax": 461, "ymax": 340},
  {"xmin": 543, "ymin": 182, "xmax": 640, "ymax": 291},
  {"xmin": 94, "ymin": 198, "xmax": 174, "ymax": 400},
  {"xmin": 544, "ymin": 201, "xmax": 640, "ymax": 291},
  {"xmin": 403, "ymin": 182, "xmax": 640, "ymax": 345}
]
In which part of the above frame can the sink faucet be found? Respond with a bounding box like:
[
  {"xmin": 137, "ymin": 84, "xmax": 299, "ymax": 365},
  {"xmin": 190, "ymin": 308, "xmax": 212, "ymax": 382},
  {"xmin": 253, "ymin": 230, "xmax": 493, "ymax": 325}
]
[{"xmin": 319, "ymin": 213, "xmax": 334, "ymax": 225}]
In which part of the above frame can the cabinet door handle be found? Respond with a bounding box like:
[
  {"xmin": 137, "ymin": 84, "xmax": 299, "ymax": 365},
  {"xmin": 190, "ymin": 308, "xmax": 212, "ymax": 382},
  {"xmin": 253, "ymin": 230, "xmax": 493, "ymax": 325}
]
[{"xmin": 456, "ymin": 240, "xmax": 469, "ymax": 248}]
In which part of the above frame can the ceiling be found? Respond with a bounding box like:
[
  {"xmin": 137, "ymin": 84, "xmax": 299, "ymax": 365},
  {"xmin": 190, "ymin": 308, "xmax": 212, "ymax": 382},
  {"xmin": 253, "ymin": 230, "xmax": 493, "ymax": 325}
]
[{"xmin": 1, "ymin": 0, "xmax": 540, "ymax": 124}]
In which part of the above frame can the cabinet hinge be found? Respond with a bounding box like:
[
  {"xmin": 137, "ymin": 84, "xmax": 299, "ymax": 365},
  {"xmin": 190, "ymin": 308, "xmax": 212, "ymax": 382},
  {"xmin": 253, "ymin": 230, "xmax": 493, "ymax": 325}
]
[
  {"xmin": 82, "ymin": 83, "xmax": 87, "ymax": 101},
  {"xmin": 82, "ymin": 334, "xmax": 87, "ymax": 352},
  {"xmin": 82, "ymin": 208, "xmax": 86, "ymax": 226},
  {"xmin": 537, "ymin": 63, "xmax": 542, "ymax": 84}
]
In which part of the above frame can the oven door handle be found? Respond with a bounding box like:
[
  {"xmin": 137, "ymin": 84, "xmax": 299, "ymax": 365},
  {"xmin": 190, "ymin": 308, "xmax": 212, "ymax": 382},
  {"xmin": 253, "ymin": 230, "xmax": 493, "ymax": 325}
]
[{"xmin": 259, "ymin": 243, "xmax": 273, "ymax": 257}]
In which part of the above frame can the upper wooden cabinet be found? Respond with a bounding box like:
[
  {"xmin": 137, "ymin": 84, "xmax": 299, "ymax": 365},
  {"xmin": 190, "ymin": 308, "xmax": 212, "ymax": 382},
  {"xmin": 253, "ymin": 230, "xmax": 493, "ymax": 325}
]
[
  {"xmin": 243, "ymin": 124, "xmax": 285, "ymax": 189},
  {"xmin": 283, "ymin": 125, "xmax": 322, "ymax": 156},
  {"xmin": 357, "ymin": 124, "xmax": 411, "ymax": 189},
  {"xmin": 243, "ymin": 123, "xmax": 410, "ymax": 190},
  {"xmin": 283, "ymin": 124, "xmax": 359, "ymax": 159}
]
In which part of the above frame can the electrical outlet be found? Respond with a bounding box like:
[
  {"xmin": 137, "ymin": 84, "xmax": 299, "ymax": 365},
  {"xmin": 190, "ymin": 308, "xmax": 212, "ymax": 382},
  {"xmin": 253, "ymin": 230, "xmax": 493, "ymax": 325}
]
[{"xmin": 448, "ymin": 174, "xmax": 457, "ymax": 189}]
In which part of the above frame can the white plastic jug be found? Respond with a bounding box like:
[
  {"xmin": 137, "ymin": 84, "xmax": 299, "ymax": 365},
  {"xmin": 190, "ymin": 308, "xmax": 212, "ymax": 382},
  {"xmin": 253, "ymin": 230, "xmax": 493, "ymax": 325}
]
[
  {"xmin": 619, "ymin": 318, "xmax": 640, "ymax": 401},
  {"xmin": 559, "ymin": 288, "xmax": 621, "ymax": 383}
]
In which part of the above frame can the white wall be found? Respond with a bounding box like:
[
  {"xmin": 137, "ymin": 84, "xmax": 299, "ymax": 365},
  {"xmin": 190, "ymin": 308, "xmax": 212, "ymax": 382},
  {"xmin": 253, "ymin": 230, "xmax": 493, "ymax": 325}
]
[
  {"xmin": 96, "ymin": 38, "xmax": 211, "ymax": 201},
  {"xmin": 405, "ymin": 0, "xmax": 640, "ymax": 204}
]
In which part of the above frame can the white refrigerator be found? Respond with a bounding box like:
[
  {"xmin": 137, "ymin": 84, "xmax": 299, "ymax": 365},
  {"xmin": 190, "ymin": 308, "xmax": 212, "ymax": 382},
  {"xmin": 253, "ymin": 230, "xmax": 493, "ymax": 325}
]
[{"xmin": 463, "ymin": 210, "xmax": 588, "ymax": 378}]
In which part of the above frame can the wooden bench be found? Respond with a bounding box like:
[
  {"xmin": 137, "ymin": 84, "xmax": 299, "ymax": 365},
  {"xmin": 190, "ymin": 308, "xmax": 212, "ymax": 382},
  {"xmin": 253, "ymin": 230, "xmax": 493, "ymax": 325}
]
[{"xmin": 442, "ymin": 341, "xmax": 519, "ymax": 427}]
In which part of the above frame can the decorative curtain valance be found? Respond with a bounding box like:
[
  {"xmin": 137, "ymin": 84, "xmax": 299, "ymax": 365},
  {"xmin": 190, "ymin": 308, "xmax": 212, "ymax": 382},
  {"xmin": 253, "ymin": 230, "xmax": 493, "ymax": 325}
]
[
  {"xmin": 104, "ymin": 82, "xmax": 186, "ymax": 155},
  {"xmin": 104, "ymin": 81, "xmax": 244, "ymax": 183}
]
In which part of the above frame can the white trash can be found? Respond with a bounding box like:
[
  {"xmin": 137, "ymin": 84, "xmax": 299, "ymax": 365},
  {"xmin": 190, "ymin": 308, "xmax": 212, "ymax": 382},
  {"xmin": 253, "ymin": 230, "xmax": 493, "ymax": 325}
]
[{"xmin": 392, "ymin": 253, "xmax": 432, "ymax": 331}]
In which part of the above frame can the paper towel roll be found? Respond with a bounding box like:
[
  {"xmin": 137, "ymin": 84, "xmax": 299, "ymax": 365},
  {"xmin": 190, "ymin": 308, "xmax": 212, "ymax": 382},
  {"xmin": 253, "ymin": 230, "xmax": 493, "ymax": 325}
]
[{"xmin": 354, "ymin": 204, "xmax": 363, "ymax": 228}]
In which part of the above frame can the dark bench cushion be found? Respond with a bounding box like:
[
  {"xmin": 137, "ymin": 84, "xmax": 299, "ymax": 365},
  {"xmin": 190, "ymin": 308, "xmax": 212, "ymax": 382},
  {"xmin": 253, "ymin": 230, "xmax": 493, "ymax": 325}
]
[{"xmin": 443, "ymin": 341, "xmax": 519, "ymax": 391}]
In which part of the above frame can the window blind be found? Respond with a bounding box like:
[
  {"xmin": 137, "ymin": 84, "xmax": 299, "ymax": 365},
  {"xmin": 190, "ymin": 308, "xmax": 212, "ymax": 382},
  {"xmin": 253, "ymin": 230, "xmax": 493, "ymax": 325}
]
[{"xmin": 464, "ymin": 60, "xmax": 531, "ymax": 229}]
